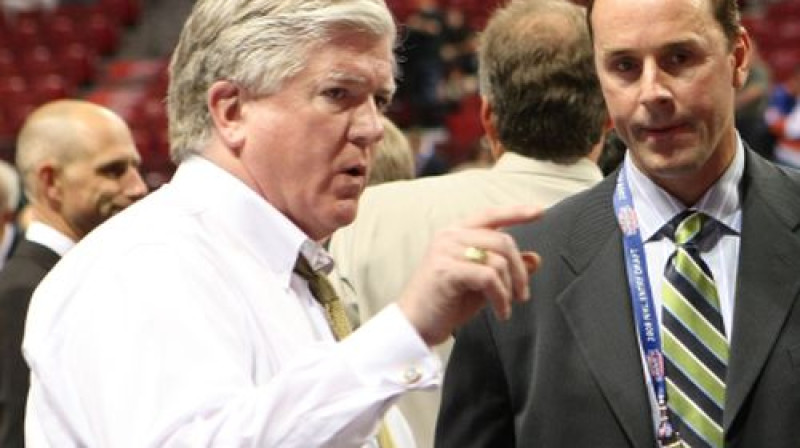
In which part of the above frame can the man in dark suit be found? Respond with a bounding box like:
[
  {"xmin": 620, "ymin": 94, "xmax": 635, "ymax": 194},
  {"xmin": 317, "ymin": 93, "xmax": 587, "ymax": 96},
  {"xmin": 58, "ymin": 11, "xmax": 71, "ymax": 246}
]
[
  {"xmin": 436, "ymin": 0, "xmax": 800, "ymax": 447},
  {"xmin": 0, "ymin": 100, "xmax": 147, "ymax": 447}
]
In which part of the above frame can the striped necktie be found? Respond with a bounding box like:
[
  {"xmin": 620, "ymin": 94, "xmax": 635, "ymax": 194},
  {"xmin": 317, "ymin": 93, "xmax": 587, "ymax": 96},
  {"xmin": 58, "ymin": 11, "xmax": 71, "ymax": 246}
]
[
  {"xmin": 661, "ymin": 211, "xmax": 727, "ymax": 448},
  {"xmin": 294, "ymin": 255, "xmax": 396, "ymax": 448}
]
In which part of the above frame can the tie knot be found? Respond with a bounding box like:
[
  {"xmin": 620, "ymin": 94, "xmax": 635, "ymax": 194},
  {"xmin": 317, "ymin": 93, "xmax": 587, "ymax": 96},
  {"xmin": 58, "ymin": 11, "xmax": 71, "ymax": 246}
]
[
  {"xmin": 294, "ymin": 255, "xmax": 315, "ymax": 279},
  {"xmin": 664, "ymin": 211, "xmax": 715, "ymax": 248},
  {"xmin": 294, "ymin": 255, "xmax": 332, "ymax": 305}
]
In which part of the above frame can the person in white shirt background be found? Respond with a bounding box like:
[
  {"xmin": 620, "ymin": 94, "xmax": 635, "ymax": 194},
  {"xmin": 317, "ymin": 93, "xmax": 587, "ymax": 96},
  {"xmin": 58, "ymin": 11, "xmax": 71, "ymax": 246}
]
[
  {"xmin": 22, "ymin": 0, "xmax": 541, "ymax": 446},
  {"xmin": 0, "ymin": 99, "xmax": 147, "ymax": 448}
]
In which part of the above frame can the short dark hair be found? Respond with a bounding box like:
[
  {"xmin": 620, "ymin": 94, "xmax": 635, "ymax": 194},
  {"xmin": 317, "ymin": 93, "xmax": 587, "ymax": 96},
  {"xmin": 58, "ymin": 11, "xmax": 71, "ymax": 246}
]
[
  {"xmin": 480, "ymin": 0, "xmax": 606, "ymax": 163},
  {"xmin": 585, "ymin": 0, "xmax": 741, "ymax": 48}
]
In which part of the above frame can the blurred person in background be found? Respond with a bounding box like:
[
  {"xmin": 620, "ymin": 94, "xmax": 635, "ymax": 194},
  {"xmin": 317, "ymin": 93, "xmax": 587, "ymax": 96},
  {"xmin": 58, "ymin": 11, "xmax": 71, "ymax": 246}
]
[
  {"xmin": 765, "ymin": 65, "xmax": 800, "ymax": 169},
  {"xmin": 0, "ymin": 160, "xmax": 21, "ymax": 269},
  {"xmin": 0, "ymin": 99, "xmax": 147, "ymax": 448},
  {"xmin": 367, "ymin": 117, "xmax": 416, "ymax": 186}
]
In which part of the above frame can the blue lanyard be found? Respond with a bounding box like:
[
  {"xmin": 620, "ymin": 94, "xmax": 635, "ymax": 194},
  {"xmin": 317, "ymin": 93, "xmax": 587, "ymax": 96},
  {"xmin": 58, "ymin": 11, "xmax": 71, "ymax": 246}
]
[{"xmin": 613, "ymin": 169, "xmax": 681, "ymax": 445}]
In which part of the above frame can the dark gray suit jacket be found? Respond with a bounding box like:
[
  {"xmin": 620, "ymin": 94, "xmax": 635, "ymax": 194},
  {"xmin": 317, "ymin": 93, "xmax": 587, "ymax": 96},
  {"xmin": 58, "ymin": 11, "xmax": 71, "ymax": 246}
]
[
  {"xmin": 436, "ymin": 149, "xmax": 800, "ymax": 447},
  {"xmin": 0, "ymin": 240, "xmax": 61, "ymax": 448}
]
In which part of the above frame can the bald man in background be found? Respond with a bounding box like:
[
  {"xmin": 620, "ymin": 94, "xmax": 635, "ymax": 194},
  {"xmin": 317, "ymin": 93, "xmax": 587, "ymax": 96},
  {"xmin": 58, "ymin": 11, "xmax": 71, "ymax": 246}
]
[{"xmin": 0, "ymin": 100, "xmax": 148, "ymax": 448}]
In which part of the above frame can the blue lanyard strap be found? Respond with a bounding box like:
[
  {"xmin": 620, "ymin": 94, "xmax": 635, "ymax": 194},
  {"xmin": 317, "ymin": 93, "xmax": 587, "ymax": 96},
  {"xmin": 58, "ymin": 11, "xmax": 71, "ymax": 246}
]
[{"xmin": 613, "ymin": 169, "xmax": 680, "ymax": 445}]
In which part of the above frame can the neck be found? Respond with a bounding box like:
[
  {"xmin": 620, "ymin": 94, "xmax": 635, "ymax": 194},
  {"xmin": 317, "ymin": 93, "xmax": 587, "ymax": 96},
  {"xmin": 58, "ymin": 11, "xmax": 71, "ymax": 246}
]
[{"xmin": 31, "ymin": 206, "xmax": 80, "ymax": 243}]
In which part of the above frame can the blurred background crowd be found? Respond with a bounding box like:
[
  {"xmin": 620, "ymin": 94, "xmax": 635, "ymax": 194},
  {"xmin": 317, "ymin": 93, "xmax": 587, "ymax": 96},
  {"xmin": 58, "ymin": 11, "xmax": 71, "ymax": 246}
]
[{"xmin": 0, "ymin": 0, "xmax": 798, "ymax": 188}]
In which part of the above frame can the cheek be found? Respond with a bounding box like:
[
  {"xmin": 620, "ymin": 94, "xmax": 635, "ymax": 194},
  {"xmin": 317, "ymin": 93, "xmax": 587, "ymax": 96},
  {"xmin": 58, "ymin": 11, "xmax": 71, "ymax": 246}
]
[
  {"xmin": 599, "ymin": 85, "xmax": 631, "ymax": 117},
  {"xmin": 60, "ymin": 178, "xmax": 92, "ymax": 203},
  {"xmin": 89, "ymin": 179, "xmax": 127, "ymax": 204}
]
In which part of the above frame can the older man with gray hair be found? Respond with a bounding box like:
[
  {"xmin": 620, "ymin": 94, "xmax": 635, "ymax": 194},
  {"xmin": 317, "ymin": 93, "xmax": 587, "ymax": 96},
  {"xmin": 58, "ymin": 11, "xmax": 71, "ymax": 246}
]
[{"xmin": 22, "ymin": 1, "xmax": 540, "ymax": 447}]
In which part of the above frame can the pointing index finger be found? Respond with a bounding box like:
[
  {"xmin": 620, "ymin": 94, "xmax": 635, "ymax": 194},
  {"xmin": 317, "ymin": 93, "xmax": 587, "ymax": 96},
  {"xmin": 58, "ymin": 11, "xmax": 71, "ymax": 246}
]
[{"xmin": 461, "ymin": 205, "xmax": 542, "ymax": 231}]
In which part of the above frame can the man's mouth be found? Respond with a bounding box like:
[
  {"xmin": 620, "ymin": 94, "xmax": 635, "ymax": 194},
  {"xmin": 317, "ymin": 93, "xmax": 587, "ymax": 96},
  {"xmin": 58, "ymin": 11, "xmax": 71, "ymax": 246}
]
[{"xmin": 343, "ymin": 164, "xmax": 366, "ymax": 177}]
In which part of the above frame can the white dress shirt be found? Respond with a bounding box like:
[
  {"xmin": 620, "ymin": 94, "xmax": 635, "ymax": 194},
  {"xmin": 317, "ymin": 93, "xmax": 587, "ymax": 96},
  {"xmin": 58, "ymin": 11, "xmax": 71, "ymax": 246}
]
[
  {"xmin": 624, "ymin": 136, "xmax": 744, "ymax": 429},
  {"xmin": 23, "ymin": 156, "xmax": 440, "ymax": 447}
]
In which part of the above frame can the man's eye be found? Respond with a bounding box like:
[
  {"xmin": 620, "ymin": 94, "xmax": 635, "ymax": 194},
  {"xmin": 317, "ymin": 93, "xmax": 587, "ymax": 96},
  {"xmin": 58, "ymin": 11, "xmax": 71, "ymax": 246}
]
[
  {"xmin": 324, "ymin": 88, "xmax": 349, "ymax": 100},
  {"xmin": 374, "ymin": 95, "xmax": 391, "ymax": 111},
  {"xmin": 612, "ymin": 59, "xmax": 636, "ymax": 73},
  {"xmin": 98, "ymin": 162, "xmax": 129, "ymax": 179},
  {"xmin": 667, "ymin": 51, "xmax": 690, "ymax": 66}
]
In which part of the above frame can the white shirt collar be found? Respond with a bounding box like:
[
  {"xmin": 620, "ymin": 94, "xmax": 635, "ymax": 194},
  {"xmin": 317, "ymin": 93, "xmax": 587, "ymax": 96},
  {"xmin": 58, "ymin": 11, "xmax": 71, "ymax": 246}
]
[
  {"xmin": 169, "ymin": 156, "xmax": 328, "ymax": 284},
  {"xmin": 624, "ymin": 135, "xmax": 745, "ymax": 242},
  {"xmin": 26, "ymin": 221, "xmax": 75, "ymax": 256}
]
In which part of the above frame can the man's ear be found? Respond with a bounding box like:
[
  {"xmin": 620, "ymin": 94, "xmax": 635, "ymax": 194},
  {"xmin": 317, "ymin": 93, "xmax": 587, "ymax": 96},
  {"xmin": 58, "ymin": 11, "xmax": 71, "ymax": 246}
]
[
  {"xmin": 480, "ymin": 97, "xmax": 503, "ymax": 160},
  {"xmin": 38, "ymin": 163, "xmax": 61, "ymax": 206},
  {"xmin": 208, "ymin": 80, "xmax": 246, "ymax": 153},
  {"xmin": 731, "ymin": 27, "xmax": 752, "ymax": 90}
]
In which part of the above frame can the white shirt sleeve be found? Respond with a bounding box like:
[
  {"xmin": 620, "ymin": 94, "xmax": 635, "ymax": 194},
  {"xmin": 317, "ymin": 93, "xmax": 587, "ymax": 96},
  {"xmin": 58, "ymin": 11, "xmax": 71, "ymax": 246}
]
[{"xmin": 24, "ymin": 242, "xmax": 440, "ymax": 448}]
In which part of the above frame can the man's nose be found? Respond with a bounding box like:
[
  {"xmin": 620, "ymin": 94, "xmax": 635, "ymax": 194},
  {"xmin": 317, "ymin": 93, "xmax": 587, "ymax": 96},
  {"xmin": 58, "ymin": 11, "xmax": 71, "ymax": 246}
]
[
  {"xmin": 124, "ymin": 167, "xmax": 149, "ymax": 200},
  {"xmin": 350, "ymin": 99, "xmax": 385, "ymax": 148},
  {"xmin": 639, "ymin": 61, "xmax": 672, "ymax": 105}
]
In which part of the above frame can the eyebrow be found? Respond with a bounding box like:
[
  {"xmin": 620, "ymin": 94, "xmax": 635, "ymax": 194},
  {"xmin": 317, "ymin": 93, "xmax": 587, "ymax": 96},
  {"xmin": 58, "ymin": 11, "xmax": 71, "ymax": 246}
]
[
  {"xmin": 328, "ymin": 70, "xmax": 396, "ymax": 97},
  {"xmin": 600, "ymin": 36, "xmax": 702, "ymax": 57}
]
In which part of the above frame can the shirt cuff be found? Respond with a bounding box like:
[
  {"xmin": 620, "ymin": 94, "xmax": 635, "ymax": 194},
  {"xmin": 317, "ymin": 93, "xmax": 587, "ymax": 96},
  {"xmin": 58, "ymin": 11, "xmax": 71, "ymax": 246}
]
[{"xmin": 340, "ymin": 304, "xmax": 442, "ymax": 391}]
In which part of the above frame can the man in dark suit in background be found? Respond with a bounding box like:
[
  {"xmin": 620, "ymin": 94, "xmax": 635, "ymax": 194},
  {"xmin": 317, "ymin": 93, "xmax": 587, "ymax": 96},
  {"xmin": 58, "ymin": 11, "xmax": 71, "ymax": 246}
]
[
  {"xmin": 437, "ymin": 0, "xmax": 800, "ymax": 446},
  {"xmin": 0, "ymin": 100, "xmax": 147, "ymax": 448}
]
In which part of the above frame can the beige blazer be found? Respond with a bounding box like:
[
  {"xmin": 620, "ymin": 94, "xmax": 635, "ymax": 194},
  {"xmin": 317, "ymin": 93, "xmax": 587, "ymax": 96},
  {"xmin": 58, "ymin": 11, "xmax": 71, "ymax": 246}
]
[{"xmin": 328, "ymin": 152, "xmax": 603, "ymax": 447}]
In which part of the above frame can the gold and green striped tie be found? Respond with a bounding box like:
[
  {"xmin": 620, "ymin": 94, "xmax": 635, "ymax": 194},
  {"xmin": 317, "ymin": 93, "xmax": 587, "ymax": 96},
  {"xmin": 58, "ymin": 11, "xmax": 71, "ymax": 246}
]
[{"xmin": 662, "ymin": 211, "xmax": 727, "ymax": 448}]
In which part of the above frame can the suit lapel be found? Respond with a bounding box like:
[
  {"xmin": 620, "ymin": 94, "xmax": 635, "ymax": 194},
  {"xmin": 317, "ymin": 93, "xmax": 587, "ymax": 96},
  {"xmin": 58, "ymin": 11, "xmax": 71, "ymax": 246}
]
[
  {"xmin": 556, "ymin": 174, "xmax": 656, "ymax": 447},
  {"xmin": 724, "ymin": 153, "xmax": 800, "ymax": 430},
  {"xmin": 13, "ymin": 239, "xmax": 62, "ymax": 271},
  {"xmin": 548, "ymin": 151, "xmax": 800, "ymax": 442}
]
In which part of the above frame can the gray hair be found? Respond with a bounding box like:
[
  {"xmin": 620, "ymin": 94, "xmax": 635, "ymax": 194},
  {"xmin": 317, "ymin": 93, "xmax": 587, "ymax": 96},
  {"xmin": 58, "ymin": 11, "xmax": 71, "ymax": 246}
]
[
  {"xmin": 0, "ymin": 160, "xmax": 20, "ymax": 214},
  {"xmin": 167, "ymin": 0, "xmax": 397, "ymax": 163}
]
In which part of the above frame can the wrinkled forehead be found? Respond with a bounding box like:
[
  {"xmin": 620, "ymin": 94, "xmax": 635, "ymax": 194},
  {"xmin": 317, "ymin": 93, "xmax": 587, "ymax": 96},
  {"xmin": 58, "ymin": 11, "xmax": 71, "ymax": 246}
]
[
  {"xmin": 315, "ymin": 27, "xmax": 397, "ymax": 71},
  {"xmin": 310, "ymin": 31, "xmax": 396, "ymax": 88}
]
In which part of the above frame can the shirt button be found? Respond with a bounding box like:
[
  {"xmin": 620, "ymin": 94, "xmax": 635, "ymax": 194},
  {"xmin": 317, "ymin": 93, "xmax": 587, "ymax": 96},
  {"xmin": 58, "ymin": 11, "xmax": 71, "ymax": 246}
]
[{"xmin": 402, "ymin": 366, "xmax": 422, "ymax": 384}]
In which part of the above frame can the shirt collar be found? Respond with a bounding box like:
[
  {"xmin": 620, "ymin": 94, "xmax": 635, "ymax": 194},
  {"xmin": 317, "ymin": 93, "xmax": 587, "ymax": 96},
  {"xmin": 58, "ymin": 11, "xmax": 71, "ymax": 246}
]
[
  {"xmin": 169, "ymin": 156, "xmax": 326, "ymax": 286},
  {"xmin": 493, "ymin": 152, "xmax": 604, "ymax": 182},
  {"xmin": 26, "ymin": 221, "xmax": 75, "ymax": 256},
  {"xmin": 624, "ymin": 134, "xmax": 744, "ymax": 242},
  {"xmin": 299, "ymin": 239, "xmax": 334, "ymax": 274}
]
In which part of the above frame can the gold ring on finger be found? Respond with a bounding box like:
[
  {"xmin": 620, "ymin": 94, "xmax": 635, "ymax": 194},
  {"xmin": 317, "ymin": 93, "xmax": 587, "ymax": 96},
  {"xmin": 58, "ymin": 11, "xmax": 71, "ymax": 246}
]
[{"xmin": 463, "ymin": 246, "xmax": 489, "ymax": 265}]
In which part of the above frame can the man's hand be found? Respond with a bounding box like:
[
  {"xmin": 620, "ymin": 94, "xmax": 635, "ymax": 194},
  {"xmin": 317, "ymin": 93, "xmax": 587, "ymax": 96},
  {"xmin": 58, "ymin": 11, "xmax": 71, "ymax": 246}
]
[{"xmin": 397, "ymin": 205, "xmax": 541, "ymax": 346}]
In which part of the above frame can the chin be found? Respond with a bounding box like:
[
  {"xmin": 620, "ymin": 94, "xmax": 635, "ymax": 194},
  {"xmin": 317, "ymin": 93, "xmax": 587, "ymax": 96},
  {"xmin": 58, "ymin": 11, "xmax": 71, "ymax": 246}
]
[
  {"xmin": 331, "ymin": 203, "xmax": 359, "ymax": 228},
  {"xmin": 647, "ymin": 154, "xmax": 713, "ymax": 184}
]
